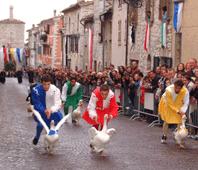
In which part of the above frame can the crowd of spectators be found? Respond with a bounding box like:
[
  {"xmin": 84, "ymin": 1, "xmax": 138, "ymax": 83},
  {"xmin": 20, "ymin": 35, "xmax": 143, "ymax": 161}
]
[{"xmin": 1, "ymin": 58, "xmax": 198, "ymax": 136}]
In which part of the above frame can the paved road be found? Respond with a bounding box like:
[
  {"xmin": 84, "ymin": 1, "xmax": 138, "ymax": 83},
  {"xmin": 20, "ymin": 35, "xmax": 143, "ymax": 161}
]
[{"xmin": 0, "ymin": 78, "xmax": 198, "ymax": 170}]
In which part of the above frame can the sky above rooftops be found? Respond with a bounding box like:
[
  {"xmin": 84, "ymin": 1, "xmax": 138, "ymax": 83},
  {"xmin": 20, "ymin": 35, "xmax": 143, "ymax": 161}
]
[{"xmin": 0, "ymin": 0, "xmax": 77, "ymax": 31}]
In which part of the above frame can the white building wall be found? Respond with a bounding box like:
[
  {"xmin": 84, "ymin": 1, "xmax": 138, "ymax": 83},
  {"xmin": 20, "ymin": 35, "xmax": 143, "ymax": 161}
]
[{"xmin": 111, "ymin": 1, "xmax": 127, "ymax": 67}]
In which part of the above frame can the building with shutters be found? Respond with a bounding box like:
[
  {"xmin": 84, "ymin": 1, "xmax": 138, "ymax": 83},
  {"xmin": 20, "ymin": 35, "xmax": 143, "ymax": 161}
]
[{"xmin": 27, "ymin": 10, "xmax": 63, "ymax": 68}]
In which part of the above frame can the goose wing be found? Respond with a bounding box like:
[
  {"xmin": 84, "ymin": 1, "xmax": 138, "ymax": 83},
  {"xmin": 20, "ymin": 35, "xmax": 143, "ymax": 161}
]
[
  {"xmin": 32, "ymin": 109, "xmax": 50, "ymax": 134},
  {"xmin": 106, "ymin": 128, "xmax": 116, "ymax": 137},
  {"xmin": 55, "ymin": 113, "xmax": 71, "ymax": 131},
  {"xmin": 89, "ymin": 127, "xmax": 98, "ymax": 139}
]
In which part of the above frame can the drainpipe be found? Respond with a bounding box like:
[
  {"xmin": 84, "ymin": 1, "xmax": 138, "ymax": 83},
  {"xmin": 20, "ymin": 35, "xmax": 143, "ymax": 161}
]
[{"xmin": 123, "ymin": 0, "xmax": 129, "ymax": 66}]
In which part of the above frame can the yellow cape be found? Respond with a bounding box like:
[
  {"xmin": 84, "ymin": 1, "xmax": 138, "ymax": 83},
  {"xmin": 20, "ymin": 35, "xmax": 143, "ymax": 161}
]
[{"xmin": 158, "ymin": 85, "xmax": 187, "ymax": 124}]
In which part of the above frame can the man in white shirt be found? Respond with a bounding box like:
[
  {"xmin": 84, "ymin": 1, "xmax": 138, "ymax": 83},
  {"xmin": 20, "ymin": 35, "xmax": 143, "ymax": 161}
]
[{"xmin": 31, "ymin": 74, "xmax": 63, "ymax": 145}]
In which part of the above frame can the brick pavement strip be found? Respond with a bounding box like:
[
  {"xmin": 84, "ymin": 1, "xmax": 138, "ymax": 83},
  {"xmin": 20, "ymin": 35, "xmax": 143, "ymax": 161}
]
[{"xmin": 0, "ymin": 78, "xmax": 198, "ymax": 170}]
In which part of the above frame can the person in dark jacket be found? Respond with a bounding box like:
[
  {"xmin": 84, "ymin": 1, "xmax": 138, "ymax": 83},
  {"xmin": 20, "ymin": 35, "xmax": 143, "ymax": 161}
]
[
  {"xmin": 15, "ymin": 69, "xmax": 23, "ymax": 84},
  {"xmin": 27, "ymin": 68, "xmax": 34, "ymax": 84},
  {"xmin": 0, "ymin": 70, "xmax": 6, "ymax": 84},
  {"xmin": 26, "ymin": 82, "xmax": 38, "ymax": 105},
  {"xmin": 190, "ymin": 78, "xmax": 198, "ymax": 103}
]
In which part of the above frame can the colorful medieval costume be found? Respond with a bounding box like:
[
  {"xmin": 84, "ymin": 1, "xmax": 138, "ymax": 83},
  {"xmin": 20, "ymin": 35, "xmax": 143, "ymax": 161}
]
[
  {"xmin": 82, "ymin": 87, "xmax": 118, "ymax": 129},
  {"xmin": 159, "ymin": 84, "xmax": 189, "ymax": 124},
  {"xmin": 61, "ymin": 81, "xmax": 83, "ymax": 115},
  {"xmin": 158, "ymin": 83, "xmax": 189, "ymax": 145},
  {"xmin": 31, "ymin": 84, "xmax": 62, "ymax": 144}
]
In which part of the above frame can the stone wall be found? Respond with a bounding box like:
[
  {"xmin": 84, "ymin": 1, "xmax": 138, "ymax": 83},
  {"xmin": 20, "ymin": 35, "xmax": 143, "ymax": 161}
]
[
  {"xmin": 63, "ymin": 1, "xmax": 93, "ymax": 70},
  {"xmin": 128, "ymin": 0, "xmax": 172, "ymax": 73},
  {"xmin": 0, "ymin": 23, "xmax": 24, "ymax": 48}
]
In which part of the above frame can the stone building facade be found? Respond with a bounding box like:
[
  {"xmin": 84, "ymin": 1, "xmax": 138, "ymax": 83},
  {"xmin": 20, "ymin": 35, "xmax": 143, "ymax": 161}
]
[
  {"xmin": 62, "ymin": 0, "xmax": 94, "ymax": 70},
  {"xmin": 90, "ymin": 0, "xmax": 114, "ymax": 71},
  {"xmin": 26, "ymin": 0, "xmax": 197, "ymax": 71},
  {"xmin": 0, "ymin": 6, "xmax": 25, "ymax": 48},
  {"xmin": 27, "ymin": 11, "xmax": 63, "ymax": 68},
  {"xmin": 128, "ymin": 0, "xmax": 172, "ymax": 72},
  {"xmin": 26, "ymin": 25, "xmax": 39, "ymax": 67},
  {"xmin": 111, "ymin": 0, "xmax": 173, "ymax": 73}
]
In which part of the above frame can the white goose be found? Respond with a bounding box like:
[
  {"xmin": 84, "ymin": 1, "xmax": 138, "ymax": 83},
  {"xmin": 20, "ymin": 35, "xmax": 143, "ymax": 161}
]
[
  {"xmin": 32, "ymin": 107, "xmax": 70, "ymax": 153},
  {"xmin": 72, "ymin": 100, "xmax": 83, "ymax": 125},
  {"xmin": 174, "ymin": 115, "xmax": 188, "ymax": 148},
  {"xmin": 89, "ymin": 114, "xmax": 116, "ymax": 153}
]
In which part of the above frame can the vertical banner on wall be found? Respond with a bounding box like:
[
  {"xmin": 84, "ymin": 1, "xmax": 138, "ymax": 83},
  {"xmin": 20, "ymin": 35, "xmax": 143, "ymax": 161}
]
[
  {"xmin": 10, "ymin": 48, "xmax": 16, "ymax": 65},
  {"xmin": 161, "ymin": 22, "xmax": 167, "ymax": 48},
  {"xmin": 0, "ymin": 48, "xmax": 4, "ymax": 69},
  {"xmin": 3, "ymin": 46, "xmax": 8, "ymax": 64},
  {"xmin": 16, "ymin": 48, "xmax": 21, "ymax": 63},
  {"xmin": 88, "ymin": 28, "xmax": 93, "ymax": 71},
  {"xmin": 144, "ymin": 21, "xmax": 150, "ymax": 52},
  {"xmin": 173, "ymin": 2, "xmax": 183, "ymax": 33}
]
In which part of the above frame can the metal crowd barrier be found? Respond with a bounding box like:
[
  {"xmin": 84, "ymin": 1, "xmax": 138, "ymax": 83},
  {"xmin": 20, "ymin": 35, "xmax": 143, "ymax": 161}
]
[
  {"xmin": 126, "ymin": 89, "xmax": 161, "ymax": 127},
  {"xmin": 125, "ymin": 87, "xmax": 198, "ymax": 132},
  {"xmin": 82, "ymin": 84, "xmax": 92, "ymax": 102},
  {"xmin": 29, "ymin": 77, "xmax": 198, "ymax": 133},
  {"xmin": 186, "ymin": 104, "xmax": 198, "ymax": 130},
  {"xmin": 80, "ymin": 85, "xmax": 160, "ymax": 128}
]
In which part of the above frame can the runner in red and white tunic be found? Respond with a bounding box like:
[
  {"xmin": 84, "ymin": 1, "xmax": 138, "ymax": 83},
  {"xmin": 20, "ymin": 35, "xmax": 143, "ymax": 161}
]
[{"xmin": 82, "ymin": 84, "xmax": 118, "ymax": 130}]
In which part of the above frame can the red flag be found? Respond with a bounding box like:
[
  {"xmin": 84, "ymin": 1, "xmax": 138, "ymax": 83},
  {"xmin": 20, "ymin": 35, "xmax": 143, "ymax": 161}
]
[
  {"xmin": 3, "ymin": 47, "xmax": 8, "ymax": 64},
  {"xmin": 144, "ymin": 21, "xmax": 150, "ymax": 52},
  {"xmin": 88, "ymin": 28, "xmax": 93, "ymax": 71}
]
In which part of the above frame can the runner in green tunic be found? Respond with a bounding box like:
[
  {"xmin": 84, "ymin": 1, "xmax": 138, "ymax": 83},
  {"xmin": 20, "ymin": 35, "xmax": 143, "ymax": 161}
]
[{"xmin": 61, "ymin": 76, "xmax": 83, "ymax": 123}]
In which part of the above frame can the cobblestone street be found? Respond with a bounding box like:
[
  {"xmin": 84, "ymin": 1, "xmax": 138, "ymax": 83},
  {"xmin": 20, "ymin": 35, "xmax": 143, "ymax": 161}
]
[{"xmin": 0, "ymin": 78, "xmax": 198, "ymax": 170}]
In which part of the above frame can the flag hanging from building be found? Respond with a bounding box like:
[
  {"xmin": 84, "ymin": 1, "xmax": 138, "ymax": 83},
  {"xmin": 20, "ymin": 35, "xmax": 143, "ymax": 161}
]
[
  {"xmin": 16, "ymin": 48, "xmax": 21, "ymax": 63},
  {"xmin": 88, "ymin": 28, "xmax": 93, "ymax": 71},
  {"xmin": 144, "ymin": 21, "xmax": 150, "ymax": 52},
  {"xmin": 173, "ymin": 1, "xmax": 183, "ymax": 32},
  {"xmin": 10, "ymin": 48, "xmax": 16, "ymax": 65},
  {"xmin": 3, "ymin": 46, "xmax": 8, "ymax": 64},
  {"xmin": 161, "ymin": 22, "xmax": 167, "ymax": 48}
]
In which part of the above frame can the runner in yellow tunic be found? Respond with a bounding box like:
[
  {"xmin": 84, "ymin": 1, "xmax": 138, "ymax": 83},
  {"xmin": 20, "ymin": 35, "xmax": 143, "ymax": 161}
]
[{"xmin": 158, "ymin": 79, "xmax": 189, "ymax": 144}]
